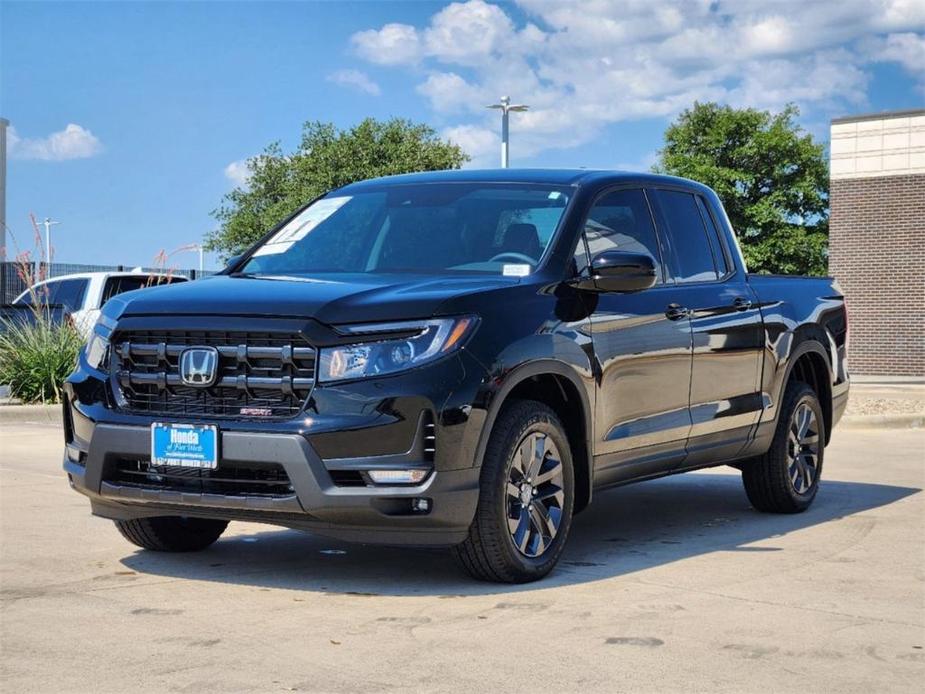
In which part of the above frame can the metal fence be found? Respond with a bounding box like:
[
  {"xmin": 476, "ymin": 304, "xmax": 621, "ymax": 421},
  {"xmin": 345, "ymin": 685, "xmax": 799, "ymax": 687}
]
[{"xmin": 0, "ymin": 261, "xmax": 214, "ymax": 304}]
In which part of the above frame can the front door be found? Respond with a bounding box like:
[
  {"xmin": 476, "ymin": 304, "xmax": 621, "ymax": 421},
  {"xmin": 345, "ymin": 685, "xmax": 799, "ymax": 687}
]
[{"xmin": 579, "ymin": 188, "xmax": 694, "ymax": 485}]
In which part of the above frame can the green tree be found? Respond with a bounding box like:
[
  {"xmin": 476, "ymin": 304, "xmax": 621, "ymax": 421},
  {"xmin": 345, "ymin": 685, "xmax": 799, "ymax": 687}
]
[
  {"xmin": 207, "ymin": 117, "xmax": 469, "ymax": 257},
  {"xmin": 654, "ymin": 102, "xmax": 829, "ymax": 275}
]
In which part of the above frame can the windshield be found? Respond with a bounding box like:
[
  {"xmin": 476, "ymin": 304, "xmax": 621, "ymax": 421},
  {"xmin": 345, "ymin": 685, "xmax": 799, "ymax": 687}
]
[{"xmin": 241, "ymin": 183, "xmax": 572, "ymax": 277}]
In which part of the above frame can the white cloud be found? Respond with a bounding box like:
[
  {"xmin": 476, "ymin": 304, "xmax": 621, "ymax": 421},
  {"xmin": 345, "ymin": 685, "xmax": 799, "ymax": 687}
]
[
  {"xmin": 869, "ymin": 31, "xmax": 925, "ymax": 94},
  {"xmin": 224, "ymin": 159, "xmax": 250, "ymax": 188},
  {"xmin": 442, "ymin": 124, "xmax": 498, "ymax": 166},
  {"xmin": 416, "ymin": 72, "xmax": 484, "ymax": 113},
  {"xmin": 351, "ymin": 0, "xmax": 925, "ymax": 162},
  {"xmin": 8, "ymin": 123, "xmax": 102, "ymax": 161},
  {"xmin": 352, "ymin": 22, "xmax": 421, "ymax": 65},
  {"xmin": 729, "ymin": 49, "xmax": 870, "ymax": 111},
  {"xmin": 872, "ymin": 31, "xmax": 925, "ymax": 70},
  {"xmin": 326, "ymin": 68, "xmax": 382, "ymax": 96},
  {"xmin": 422, "ymin": 0, "xmax": 515, "ymax": 65}
]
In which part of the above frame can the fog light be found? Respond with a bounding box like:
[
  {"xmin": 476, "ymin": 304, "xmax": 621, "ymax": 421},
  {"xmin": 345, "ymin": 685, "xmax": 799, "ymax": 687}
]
[
  {"xmin": 65, "ymin": 443, "xmax": 84, "ymax": 465},
  {"xmin": 367, "ymin": 469, "xmax": 429, "ymax": 485},
  {"xmin": 412, "ymin": 498, "xmax": 430, "ymax": 513}
]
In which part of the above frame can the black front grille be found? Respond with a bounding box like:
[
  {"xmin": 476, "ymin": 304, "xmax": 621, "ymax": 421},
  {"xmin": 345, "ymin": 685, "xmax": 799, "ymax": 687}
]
[
  {"xmin": 112, "ymin": 329, "xmax": 316, "ymax": 418},
  {"xmin": 111, "ymin": 459, "xmax": 294, "ymax": 497}
]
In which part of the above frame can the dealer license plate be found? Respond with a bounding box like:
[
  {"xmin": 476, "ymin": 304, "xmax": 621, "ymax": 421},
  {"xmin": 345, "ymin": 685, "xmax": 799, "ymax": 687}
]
[{"xmin": 150, "ymin": 422, "xmax": 218, "ymax": 469}]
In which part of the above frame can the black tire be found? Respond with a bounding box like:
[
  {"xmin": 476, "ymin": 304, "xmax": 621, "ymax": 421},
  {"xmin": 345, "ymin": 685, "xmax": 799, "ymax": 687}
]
[
  {"xmin": 114, "ymin": 516, "xmax": 228, "ymax": 552},
  {"xmin": 453, "ymin": 400, "xmax": 575, "ymax": 583},
  {"xmin": 742, "ymin": 381, "xmax": 825, "ymax": 513}
]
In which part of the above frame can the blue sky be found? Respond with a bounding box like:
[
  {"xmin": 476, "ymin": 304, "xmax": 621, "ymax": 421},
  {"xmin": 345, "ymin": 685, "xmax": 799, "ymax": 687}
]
[{"xmin": 2, "ymin": 1, "xmax": 923, "ymax": 269}]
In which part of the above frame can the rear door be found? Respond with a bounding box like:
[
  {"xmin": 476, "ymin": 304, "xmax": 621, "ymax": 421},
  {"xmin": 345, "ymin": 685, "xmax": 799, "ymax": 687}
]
[
  {"xmin": 649, "ymin": 188, "xmax": 764, "ymax": 464},
  {"xmin": 579, "ymin": 187, "xmax": 694, "ymax": 483}
]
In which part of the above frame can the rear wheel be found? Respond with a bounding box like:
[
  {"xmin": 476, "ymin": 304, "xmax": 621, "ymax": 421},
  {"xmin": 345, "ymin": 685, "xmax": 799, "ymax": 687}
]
[
  {"xmin": 453, "ymin": 400, "xmax": 574, "ymax": 583},
  {"xmin": 114, "ymin": 516, "xmax": 228, "ymax": 552},
  {"xmin": 742, "ymin": 381, "xmax": 825, "ymax": 513}
]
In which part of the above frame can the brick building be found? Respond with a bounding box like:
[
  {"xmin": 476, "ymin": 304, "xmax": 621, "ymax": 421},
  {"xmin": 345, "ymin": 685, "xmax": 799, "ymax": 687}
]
[{"xmin": 829, "ymin": 109, "xmax": 925, "ymax": 378}]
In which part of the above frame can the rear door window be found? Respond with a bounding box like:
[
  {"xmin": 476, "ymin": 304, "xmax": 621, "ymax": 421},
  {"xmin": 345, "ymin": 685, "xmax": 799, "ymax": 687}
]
[{"xmin": 654, "ymin": 190, "xmax": 719, "ymax": 283}]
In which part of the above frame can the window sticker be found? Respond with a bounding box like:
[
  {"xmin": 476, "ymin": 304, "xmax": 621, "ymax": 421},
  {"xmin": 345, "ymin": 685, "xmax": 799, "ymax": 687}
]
[
  {"xmin": 253, "ymin": 196, "xmax": 352, "ymax": 256},
  {"xmin": 503, "ymin": 264, "xmax": 531, "ymax": 277},
  {"xmin": 252, "ymin": 240, "xmax": 295, "ymax": 257}
]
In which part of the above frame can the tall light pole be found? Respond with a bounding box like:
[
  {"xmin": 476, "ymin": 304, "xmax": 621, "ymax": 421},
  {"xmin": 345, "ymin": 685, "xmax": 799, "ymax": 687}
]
[
  {"xmin": 487, "ymin": 96, "xmax": 528, "ymax": 168},
  {"xmin": 42, "ymin": 217, "xmax": 60, "ymax": 264}
]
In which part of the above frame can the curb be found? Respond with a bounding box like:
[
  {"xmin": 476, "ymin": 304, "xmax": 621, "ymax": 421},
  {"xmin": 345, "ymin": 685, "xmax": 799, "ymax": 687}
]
[
  {"xmin": 0, "ymin": 404, "xmax": 63, "ymax": 426},
  {"xmin": 838, "ymin": 414, "xmax": 923, "ymax": 430}
]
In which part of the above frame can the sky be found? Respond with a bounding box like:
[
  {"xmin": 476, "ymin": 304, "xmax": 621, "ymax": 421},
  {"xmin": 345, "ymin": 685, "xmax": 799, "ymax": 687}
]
[{"xmin": 2, "ymin": 0, "xmax": 923, "ymax": 270}]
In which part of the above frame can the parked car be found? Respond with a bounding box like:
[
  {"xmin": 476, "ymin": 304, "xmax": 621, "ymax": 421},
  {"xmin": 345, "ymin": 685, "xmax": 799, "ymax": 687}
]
[
  {"xmin": 63, "ymin": 170, "xmax": 849, "ymax": 582},
  {"xmin": 14, "ymin": 271, "xmax": 187, "ymax": 338}
]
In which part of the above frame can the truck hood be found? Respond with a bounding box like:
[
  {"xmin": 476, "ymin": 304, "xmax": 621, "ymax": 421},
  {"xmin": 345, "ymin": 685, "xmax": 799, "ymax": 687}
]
[{"xmin": 116, "ymin": 273, "xmax": 520, "ymax": 325}]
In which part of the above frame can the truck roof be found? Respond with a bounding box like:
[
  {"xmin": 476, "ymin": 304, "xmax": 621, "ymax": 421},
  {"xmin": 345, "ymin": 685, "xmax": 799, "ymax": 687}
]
[{"xmin": 341, "ymin": 168, "xmax": 711, "ymax": 193}]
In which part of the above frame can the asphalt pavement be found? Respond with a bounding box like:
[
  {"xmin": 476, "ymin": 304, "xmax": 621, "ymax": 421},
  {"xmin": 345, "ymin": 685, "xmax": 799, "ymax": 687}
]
[{"xmin": 1, "ymin": 421, "xmax": 922, "ymax": 693}]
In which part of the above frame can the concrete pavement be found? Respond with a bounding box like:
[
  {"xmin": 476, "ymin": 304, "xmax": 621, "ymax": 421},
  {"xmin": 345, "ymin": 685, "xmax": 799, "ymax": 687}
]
[{"xmin": 1, "ymin": 422, "xmax": 923, "ymax": 693}]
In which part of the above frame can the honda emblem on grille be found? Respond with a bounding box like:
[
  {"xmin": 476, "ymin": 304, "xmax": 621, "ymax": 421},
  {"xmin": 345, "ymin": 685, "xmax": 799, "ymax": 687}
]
[{"xmin": 179, "ymin": 347, "xmax": 219, "ymax": 387}]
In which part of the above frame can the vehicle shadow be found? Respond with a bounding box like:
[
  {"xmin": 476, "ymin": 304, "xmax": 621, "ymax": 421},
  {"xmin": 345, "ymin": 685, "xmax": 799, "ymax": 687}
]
[{"xmin": 120, "ymin": 470, "xmax": 920, "ymax": 596}]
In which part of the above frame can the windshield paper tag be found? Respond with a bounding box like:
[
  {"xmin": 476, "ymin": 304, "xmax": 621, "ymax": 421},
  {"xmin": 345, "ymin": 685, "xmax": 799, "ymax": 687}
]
[
  {"xmin": 253, "ymin": 196, "xmax": 352, "ymax": 256},
  {"xmin": 503, "ymin": 264, "xmax": 531, "ymax": 277},
  {"xmin": 253, "ymin": 241, "xmax": 295, "ymax": 257}
]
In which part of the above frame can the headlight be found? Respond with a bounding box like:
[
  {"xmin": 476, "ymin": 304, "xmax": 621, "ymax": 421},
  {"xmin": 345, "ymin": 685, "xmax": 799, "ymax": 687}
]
[
  {"xmin": 84, "ymin": 332, "xmax": 110, "ymax": 371},
  {"xmin": 318, "ymin": 316, "xmax": 478, "ymax": 382},
  {"xmin": 84, "ymin": 312, "xmax": 117, "ymax": 371}
]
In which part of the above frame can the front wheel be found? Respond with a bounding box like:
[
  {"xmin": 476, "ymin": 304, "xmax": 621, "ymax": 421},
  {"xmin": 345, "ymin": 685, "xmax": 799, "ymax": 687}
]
[
  {"xmin": 741, "ymin": 381, "xmax": 825, "ymax": 513},
  {"xmin": 115, "ymin": 516, "xmax": 228, "ymax": 552},
  {"xmin": 453, "ymin": 400, "xmax": 574, "ymax": 583}
]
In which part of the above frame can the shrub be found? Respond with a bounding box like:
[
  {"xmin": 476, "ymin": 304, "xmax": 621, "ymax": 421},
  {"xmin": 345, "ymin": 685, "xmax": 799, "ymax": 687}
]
[{"xmin": 0, "ymin": 315, "xmax": 83, "ymax": 403}]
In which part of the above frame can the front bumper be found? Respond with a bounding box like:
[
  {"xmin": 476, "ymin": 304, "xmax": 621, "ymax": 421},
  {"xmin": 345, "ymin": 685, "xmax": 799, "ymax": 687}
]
[
  {"xmin": 63, "ymin": 347, "xmax": 488, "ymax": 546},
  {"xmin": 65, "ymin": 419, "xmax": 480, "ymax": 546}
]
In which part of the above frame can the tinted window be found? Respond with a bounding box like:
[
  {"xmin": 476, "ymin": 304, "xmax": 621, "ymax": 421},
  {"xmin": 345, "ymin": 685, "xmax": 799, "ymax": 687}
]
[
  {"xmin": 101, "ymin": 275, "xmax": 186, "ymax": 306},
  {"xmin": 22, "ymin": 279, "xmax": 89, "ymax": 311},
  {"xmin": 584, "ymin": 188, "xmax": 662, "ymax": 283},
  {"xmin": 655, "ymin": 190, "xmax": 718, "ymax": 282},
  {"xmin": 696, "ymin": 196, "xmax": 729, "ymax": 276},
  {"xmin": 242, "ymin": 184, "xmax": 571, "ymax": 276}
]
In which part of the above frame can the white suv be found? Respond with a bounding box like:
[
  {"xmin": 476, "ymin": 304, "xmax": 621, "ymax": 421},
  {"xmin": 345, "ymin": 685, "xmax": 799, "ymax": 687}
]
[{"xmin": 13, "ymin": 271, "xmax": 187, "ymax": 337}]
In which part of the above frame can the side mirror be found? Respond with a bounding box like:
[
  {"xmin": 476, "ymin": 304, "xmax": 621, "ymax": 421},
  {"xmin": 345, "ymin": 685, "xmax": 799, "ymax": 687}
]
[
  {"xmin": 574, "ymin": 250, "xmax": 657, "ymax": 293},
  {"xmin": 224, "ymin": 254, "xmax": 243, "ymax": 272}
]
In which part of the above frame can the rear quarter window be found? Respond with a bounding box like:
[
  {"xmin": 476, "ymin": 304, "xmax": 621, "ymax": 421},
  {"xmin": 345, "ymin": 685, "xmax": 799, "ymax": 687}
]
[{"xmin": 696, "ymin": 196, "xmax": 730, "ymax": 276}]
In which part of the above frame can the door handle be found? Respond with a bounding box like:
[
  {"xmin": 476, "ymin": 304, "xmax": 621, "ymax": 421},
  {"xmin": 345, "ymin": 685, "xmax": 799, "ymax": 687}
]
[
  {"xmin": 665, "ymin": 303, "xmax": 690, "ymax": 321},
  {"xmin": 732, "ymin": 297, "xmax": 753, "ymax": 311}
]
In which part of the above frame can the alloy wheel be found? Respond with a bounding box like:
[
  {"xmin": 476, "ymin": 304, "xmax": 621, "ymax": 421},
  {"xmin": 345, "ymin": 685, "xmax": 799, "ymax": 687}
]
[
  {"xmin": 506, "ymin": 431, "xmax": 565, "ymax": 558},
  {"xmin": 788, "ymin": 402, "xmax": 820, "ymax": 494}
]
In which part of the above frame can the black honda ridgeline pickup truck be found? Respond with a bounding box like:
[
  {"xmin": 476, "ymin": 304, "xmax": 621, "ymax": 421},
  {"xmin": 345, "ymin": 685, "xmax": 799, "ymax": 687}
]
[{"xmin": 64, "ymin": 169, "xmax": 849, "ymax": 583}]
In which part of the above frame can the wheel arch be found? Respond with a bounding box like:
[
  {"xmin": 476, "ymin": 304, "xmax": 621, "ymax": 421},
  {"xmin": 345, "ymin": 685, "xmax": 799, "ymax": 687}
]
[
  {"xmin": 474, "ymin": 360, "xmax": 594, "ymax": 513},
  {"xmin": 777, "ymin": 332, "xmax": 834, "ymax": 444}
]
